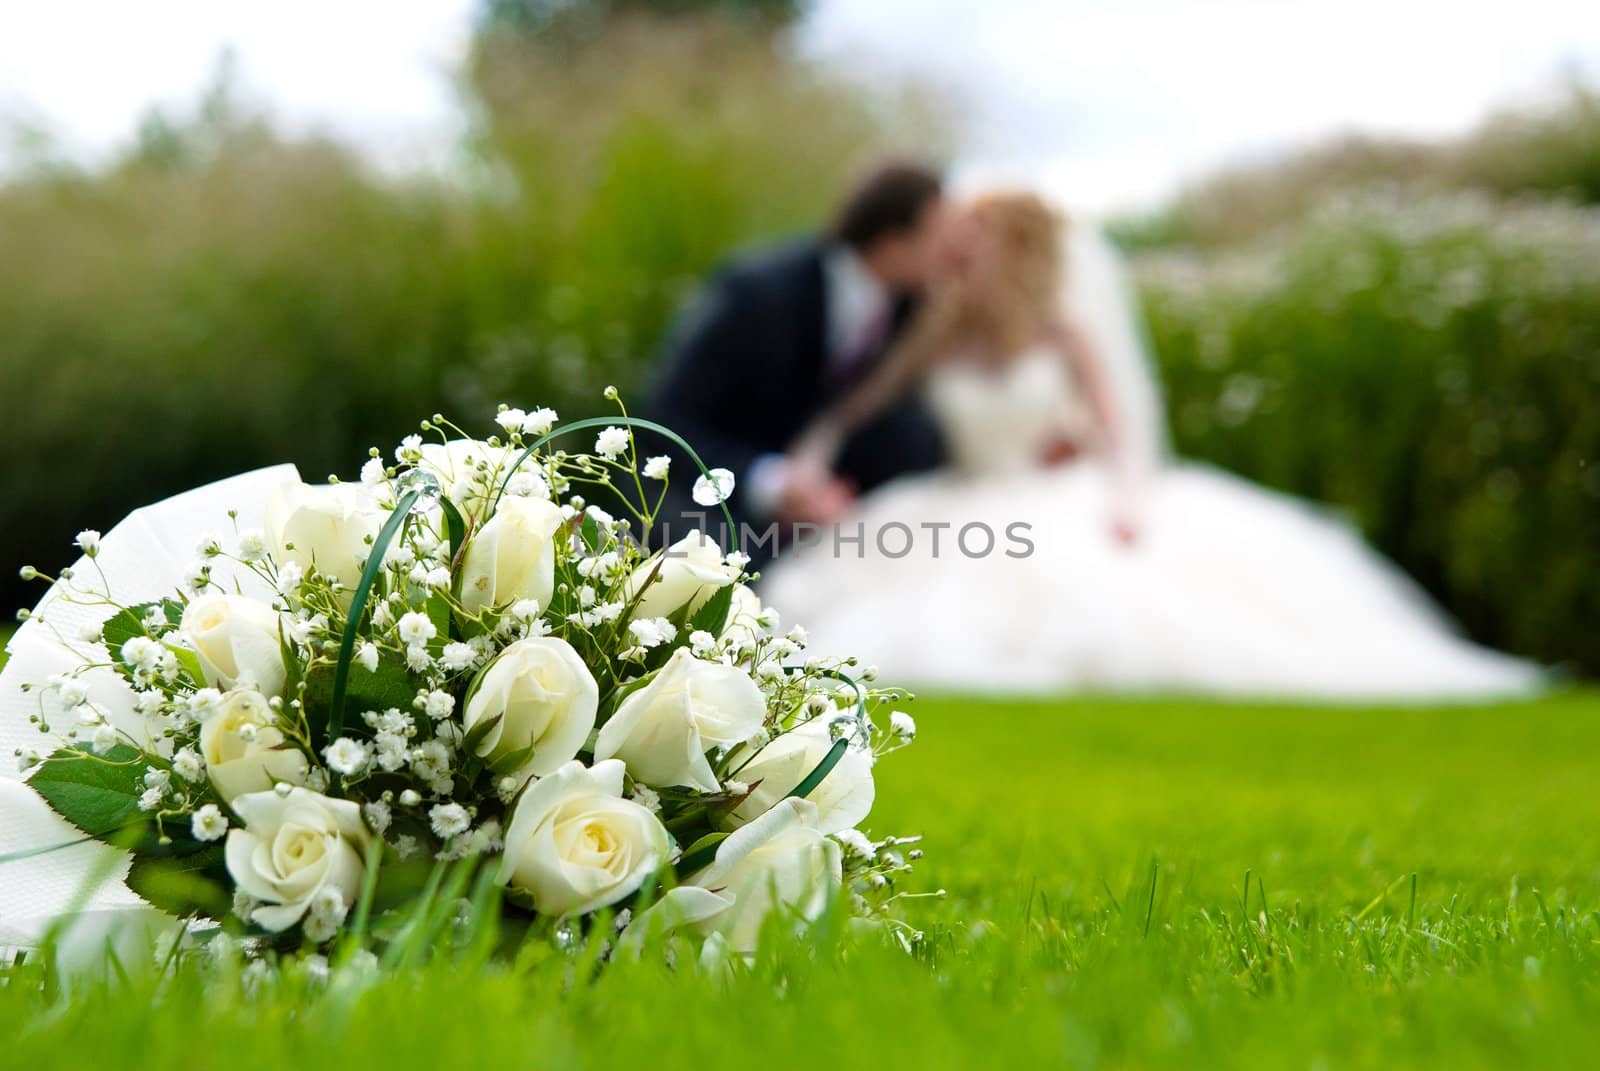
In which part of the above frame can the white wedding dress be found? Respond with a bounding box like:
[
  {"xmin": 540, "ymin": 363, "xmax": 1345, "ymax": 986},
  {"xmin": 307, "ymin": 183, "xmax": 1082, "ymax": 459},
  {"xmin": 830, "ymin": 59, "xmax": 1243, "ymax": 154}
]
[{"xmin": 760, "ymin": 233, "xmax": 1541, "ymax": 700}]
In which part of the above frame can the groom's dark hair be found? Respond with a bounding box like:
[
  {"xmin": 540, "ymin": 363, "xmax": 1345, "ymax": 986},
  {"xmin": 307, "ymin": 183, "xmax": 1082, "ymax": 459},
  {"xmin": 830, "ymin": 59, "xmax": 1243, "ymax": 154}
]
[{"xmin": 832, "ymin": 161, "xmax": 943, "ymax": 251}]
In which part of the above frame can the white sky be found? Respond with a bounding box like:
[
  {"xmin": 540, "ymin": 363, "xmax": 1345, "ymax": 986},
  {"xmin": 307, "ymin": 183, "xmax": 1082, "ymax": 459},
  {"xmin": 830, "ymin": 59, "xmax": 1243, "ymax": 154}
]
[{"xmin": 2, "ymin": 0, "xmax": 1598, "ymax": 212}]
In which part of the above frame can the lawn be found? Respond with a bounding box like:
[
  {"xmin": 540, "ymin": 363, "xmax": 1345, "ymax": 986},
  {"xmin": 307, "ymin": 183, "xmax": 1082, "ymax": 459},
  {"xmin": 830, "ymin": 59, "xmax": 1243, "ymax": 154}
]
[{"xmin": 4, "ymin": 688, "xmax": 1599, "ymax": 1069}]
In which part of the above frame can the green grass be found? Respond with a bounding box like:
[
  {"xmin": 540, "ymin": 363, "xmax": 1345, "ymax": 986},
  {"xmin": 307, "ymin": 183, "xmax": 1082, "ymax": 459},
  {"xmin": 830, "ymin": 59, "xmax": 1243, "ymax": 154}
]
[{"xmin": 5, "ymin": 691, "xmax": 1599, "ymax": 1069}]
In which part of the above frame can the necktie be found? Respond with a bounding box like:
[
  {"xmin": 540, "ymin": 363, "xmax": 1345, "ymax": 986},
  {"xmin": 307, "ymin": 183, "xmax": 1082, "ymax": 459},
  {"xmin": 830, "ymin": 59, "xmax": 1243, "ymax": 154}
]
[{"xmin": 834, "ymin": 300, "xmax": 892, "ymax": 388}]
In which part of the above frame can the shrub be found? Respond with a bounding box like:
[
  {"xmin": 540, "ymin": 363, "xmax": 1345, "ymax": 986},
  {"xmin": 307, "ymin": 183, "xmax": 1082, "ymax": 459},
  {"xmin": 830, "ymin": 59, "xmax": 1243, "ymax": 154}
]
[
  {"xmin": 1136, "ymin": 191, "xmax": 1600, "ymax": 673},
  {"xmin": 1113, "ymin": 81, "xmax": 1600, "ymax": 251}
]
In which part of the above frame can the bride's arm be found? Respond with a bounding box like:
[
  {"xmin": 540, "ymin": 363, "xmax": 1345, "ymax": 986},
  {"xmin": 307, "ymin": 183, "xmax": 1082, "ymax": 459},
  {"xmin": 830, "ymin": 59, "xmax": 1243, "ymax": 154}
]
[
  {"xmin": 788, "ymin": 317, "xmax": 942, "ymax": 470},
  {"xmin": 1053, "ymin": 316, "xmax": 1143, "ymax": 544}
]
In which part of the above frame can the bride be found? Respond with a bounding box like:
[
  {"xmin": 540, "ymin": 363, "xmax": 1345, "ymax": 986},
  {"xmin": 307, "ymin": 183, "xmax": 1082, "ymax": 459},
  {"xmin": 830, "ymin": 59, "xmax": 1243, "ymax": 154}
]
[{"xmin": 759, "ymin": 192, "xmax": 1541, "ymax": 699}]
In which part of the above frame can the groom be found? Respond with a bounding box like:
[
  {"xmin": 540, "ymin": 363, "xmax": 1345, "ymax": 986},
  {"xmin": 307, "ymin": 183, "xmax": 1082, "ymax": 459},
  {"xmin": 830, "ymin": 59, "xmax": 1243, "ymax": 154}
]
[{"xmin": 644, "ymin": 161, "xmax": 953, "ymax": 562}]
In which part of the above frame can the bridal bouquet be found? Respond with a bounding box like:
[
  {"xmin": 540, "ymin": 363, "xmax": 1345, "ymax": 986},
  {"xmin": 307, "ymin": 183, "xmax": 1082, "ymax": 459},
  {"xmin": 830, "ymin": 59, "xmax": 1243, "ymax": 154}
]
[{"xmin": 3, "ymin": 401, "xmax": 921, "ymax": 962}]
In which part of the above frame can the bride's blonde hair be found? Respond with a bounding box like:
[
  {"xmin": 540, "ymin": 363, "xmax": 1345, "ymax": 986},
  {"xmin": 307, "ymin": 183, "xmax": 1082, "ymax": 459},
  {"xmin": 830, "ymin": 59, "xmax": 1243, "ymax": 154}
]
[
  {"xmin": 927, "ymin": 191, "xmax": 1065, "ymax": 359},
  {"xmin": 793, "ymin": 191, "xmax": 1068, "ymax": 463}
]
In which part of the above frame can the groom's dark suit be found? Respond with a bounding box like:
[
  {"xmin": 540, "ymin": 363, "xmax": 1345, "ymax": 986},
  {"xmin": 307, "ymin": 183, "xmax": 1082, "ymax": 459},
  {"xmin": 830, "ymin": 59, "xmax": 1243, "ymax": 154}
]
[{"xmin": 644, "ymin": 237, "xmax": 945, "ymax": 559}]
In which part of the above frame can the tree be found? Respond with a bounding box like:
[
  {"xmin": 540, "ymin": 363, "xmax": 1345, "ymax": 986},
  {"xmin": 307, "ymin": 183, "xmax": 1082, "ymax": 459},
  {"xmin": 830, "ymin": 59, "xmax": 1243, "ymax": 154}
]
[{"xmin": 478, "ymin": 0, "xmax": 806, "ymax": 37}]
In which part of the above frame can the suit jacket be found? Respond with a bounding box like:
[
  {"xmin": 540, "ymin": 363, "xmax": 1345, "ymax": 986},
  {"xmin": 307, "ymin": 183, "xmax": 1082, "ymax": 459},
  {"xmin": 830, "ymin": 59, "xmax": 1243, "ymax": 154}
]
[{"xmin": 642, "ymin": 237, "xmax": 945, "ymax": 556}]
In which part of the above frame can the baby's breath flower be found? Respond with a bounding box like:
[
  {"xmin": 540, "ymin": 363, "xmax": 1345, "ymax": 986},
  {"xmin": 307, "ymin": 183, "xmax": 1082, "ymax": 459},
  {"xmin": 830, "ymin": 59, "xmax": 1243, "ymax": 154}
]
[
  {"xmin": 422, "ymin": 690, "xmax": 456, "ymax": 720},
  {"xmin": 689, "ymin": 630, "xmax": 718, "ymax": 656},
  {"xmin": 364, "ymin": 799, "xmax": 393, "ymax": 834},
  {"xmin": 523, "ymin": 407, "xmax": 558, "ymax": 436},
  {"xmin": 439, "ymin": 642, "xmax": 476, "ymax": 672},
  {"xmin": 172, "ymin": 747, "xmax": 205, "ymax": 782},
  {"xmin": 51, "ymin": 674, "xmax": 89, "ymax": 708},
  {"xmin": 91, "ymin": 724, "xmax": 118, "ymax": 754},
  {"xmin": 395, "ymin": 434, "xmax": 424, "ymax": 463},
  {"xmin": 429, "ymin": 802, "xmax": 471, "ymax": 839},
  {"xmin": 398, "ymin": 612, "xmax": 436, "ymax": 646},
  {"xmin": 120, "ymin": 636, "xmax": 162, "ymax": 671},
  {"xmin": 835, "ymin": 828, "xmax": 876, "ymax": 860},
  {"xmin": 276, "ymin": 561, "xmax": 305, "ymax": 598},
  {"xmin": 890, "ymin": 711, "xmax": 917, "ymax": 739},
  {"xmin": 505, "ymin": 470, "xmax": 549, "ymax": 499},
  {"xmin": 191, "ymin": 804, "xmax": 229, "ymax": 842},
  {"xmin": 74, "ymin": 530, "xmax": 101, "ymax": 557},
  {"xmin": 137, "ymin": 787, "xmax": 164, "ymax": 812},
  {"xmin": 495, "ymin": 408, "xmax": 529, "ymax": 435},
  {"xmin": 594, "ymin": 427, "xmax": 630, "ymax": 460},
  {"xmin": 355, "ymin": 642, "xmax": 380, "ymax": 673},
  {"xmin": 236, "ymin": 529, "xmax": 268, "ymax": 562},
  {"xmin": 627, "ymin": 617, "xmax": 678, "ymax": 649},
  {"xmin": 188, "ymin": 688, "xmax": 224, "ymax": 722},
  {"xmin": 642, "ymin": 455, "xmax": 671, "ymax": 480},
  {"xmin": 373, "ymin": 731, "xmax": 408, "ymax": 771},
  {"xmin": 323, "ymin": 737, "xmax": 371, "ymax": 777}
]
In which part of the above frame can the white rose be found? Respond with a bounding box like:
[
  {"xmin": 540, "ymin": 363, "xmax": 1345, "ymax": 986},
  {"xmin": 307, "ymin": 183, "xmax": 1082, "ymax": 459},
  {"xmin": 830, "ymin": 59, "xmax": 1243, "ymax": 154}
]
[
  {"xmin": 225, "ymin": 787, "xmax": 372, "ymax": 932},
  {"xmin": 594, "ymin": 648, "xmax": 766, "ymax": 792},
  {"xmin": 496, "ymin": 759, "xmax": 670, "ymax": 916},
  {"xmin": 264, "ymin": 481, "xmax": 384, "ymax": 594},
  {"xmin": 199, "ymin": 688, "xmax": 309, "ymax": 802},
  {"xmin": 462, "ymin": 637, "xmax": 598, "ymax": 777},
  {"xmin": 720, "ymin": 584, "xmax": 766, "ymax": 646},
  {"xmin": 420, "ymin": 440, "xmax": 548, "ymax": 517},
  {"xmin": 459, "ymin": 496, "xmax": 565, "ymax": 615},
  {"xmin": 630, "ymin": 798, "xmax": 840, "ymax": 954},
  {"xmin": 180, "ymin": 594, "xmax": 287, "ymax": 697},
  {"xmin": 722, "ymin": 718, "xmax": 874, "ymax": 835},
  {"xmin": 626, "ymin": 532, "xmax": 738, "ymax": 620},
  {"xmin": 419, "ymin": 439, "xmax": 499, "ymax": 507}
]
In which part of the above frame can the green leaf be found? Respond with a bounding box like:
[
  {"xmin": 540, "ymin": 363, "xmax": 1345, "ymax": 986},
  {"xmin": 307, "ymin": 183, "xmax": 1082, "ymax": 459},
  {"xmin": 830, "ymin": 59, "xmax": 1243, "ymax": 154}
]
[
  {"xmin": 675, "ymin": 831, "xmax": 728, "ymax": 876},
  {"xmin": 687, "ymin": 582, "xmax": 737, "ymax": 638},
  {"xmin": 461, "ymin": 712, "xmax": 503, "ymax": 757},
  {"xmin": 579, "ymin": 511, "xmax": 606, "ymax": 553},
  {"xmin": 101, "ymin": 600, "xmax": 186, "ymax": 685},
  {"xmin": 328, "ymin": 489, "xmax": 421, "ymax": 741},
  {"xmin": 101, "ymin": 600, "xmax": 183, "ymax": 654},
  {"xmin": 489, "ymin": 744, "xmax": 536, "ymax": 777},
  {"xmin": 28, "ymin": 746, "xmax": 218, "ymax": 858},
  {"xmin": 125, "ymin": 849, "xmax": 230, "ymax": 919},
  {"xmin": 439, "ymin": 495, "xmax": 467, "ymax": 563},
  {"xmin": 165, "ymin": 643, "xmax": 206, "ymax": 687},
  {"xmin": 303, "ymin": 658, "xmax": 416, "ymax": 739},
  {"xmin": 426, "ymin": 592, "xmax": 454, "ymax": 648},
  {"xmin": 27, "ymin": 745, "xmax": 152, "ymax": 842}
]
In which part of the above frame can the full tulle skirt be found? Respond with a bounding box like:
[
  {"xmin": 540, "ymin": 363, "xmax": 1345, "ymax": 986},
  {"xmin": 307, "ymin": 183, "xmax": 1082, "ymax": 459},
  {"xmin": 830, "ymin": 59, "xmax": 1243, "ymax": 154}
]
[{"xmin": 759, "ymin": 461, "xmax": 1542, "ymax": 700}]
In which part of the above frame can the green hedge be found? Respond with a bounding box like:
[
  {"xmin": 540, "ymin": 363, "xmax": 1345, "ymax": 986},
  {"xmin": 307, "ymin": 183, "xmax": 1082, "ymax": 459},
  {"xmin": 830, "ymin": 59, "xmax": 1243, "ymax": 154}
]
[{"xmin": 1136, "ymin": 191, "xmax": 1600, "ymax": 674}]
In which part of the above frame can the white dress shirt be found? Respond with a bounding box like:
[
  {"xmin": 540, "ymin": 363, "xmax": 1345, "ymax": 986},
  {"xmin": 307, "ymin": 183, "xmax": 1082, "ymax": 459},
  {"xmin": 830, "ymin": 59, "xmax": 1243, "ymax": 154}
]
[{"xmin": 822, "ymin": 243, "xmax": 891, "ymax": 375}]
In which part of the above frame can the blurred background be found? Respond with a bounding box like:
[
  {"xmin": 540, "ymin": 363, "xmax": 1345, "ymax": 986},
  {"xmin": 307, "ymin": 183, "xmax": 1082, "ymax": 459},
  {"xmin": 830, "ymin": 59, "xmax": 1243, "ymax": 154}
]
[{"xmin": 1, "ymin": 0, "xmax": 1596, "ymax": 675}]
